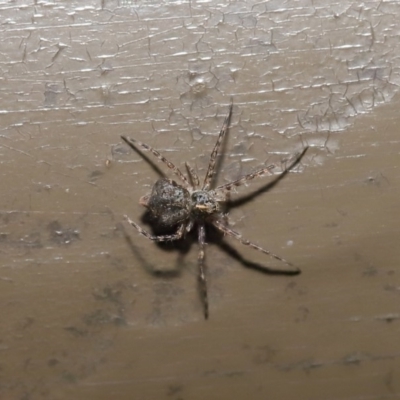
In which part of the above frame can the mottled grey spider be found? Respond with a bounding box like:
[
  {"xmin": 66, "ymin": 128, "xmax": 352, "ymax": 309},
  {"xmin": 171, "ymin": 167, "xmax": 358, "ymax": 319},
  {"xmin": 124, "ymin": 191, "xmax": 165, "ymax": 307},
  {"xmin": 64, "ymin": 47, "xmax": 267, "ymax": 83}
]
[{"xmin": 121, "ymin": 103, "xmax": 308, "ymax": 319}]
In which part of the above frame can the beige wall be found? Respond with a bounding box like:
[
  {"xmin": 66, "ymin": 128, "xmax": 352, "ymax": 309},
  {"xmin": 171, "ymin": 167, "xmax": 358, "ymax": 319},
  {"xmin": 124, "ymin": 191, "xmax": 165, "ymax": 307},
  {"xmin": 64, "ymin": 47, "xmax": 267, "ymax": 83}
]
[{"xmin": 1, "ymin": 1, "xmax": 400, "ymax": 399}]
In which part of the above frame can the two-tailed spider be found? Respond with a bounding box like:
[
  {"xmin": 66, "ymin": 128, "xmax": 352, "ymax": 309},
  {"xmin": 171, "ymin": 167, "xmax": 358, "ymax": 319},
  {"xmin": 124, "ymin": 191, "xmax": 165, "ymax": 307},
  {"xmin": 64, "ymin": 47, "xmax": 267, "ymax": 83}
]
[{"xmin": 121, "ymin": 102, "xmax": 308, "ymax": 319}]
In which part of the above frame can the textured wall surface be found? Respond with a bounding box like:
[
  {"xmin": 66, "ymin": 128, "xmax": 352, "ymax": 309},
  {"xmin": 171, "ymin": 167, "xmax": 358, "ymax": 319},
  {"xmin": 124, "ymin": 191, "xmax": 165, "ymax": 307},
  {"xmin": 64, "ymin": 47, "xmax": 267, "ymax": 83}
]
[{"xmin": 1, "ymin": 1, "xmax": 400, "ymax": 399}]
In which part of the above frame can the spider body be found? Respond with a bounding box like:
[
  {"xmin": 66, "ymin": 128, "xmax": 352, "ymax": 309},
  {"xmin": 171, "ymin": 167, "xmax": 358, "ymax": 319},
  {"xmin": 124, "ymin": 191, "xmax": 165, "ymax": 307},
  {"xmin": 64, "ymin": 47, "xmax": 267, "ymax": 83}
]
[
  {"xmin": 121, "ymin": 102, "xmax": 307, "ymax": 319},
  {"xmin": 191, "ymin": 190, "xmax": 221, "ymax": 217},
  {"xmin": 141, "ymin": 178, "xmax": 191, "ymax": 228}
]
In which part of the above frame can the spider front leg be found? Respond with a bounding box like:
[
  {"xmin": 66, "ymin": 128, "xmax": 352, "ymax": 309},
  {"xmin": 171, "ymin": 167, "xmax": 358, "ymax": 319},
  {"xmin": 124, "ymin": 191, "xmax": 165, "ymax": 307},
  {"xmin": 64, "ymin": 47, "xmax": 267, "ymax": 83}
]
[
  {"xmin": 185, "ymin": 162, "xmax": 200, "ymax": 188},
  {"xmin": 197, "ymin": 223, "xmax": 209, "ymax": 319},
  {"xmin": 215, "ymin": 164, "xmax": 276, "ymax": 192},
  {"xmin": 202, "ymin": 101, "xmax": 233, "ymax": 191},
  {"xmin": 125, "ymin": 215, "xmax": 185, "ymax": 242},
  {"xmin": 121, "ymin": 136, "xmax": 190, "ymax": 188},
  {"xmin": 213, "ymin": 219, "xmax": 300, "ymax": 273}
]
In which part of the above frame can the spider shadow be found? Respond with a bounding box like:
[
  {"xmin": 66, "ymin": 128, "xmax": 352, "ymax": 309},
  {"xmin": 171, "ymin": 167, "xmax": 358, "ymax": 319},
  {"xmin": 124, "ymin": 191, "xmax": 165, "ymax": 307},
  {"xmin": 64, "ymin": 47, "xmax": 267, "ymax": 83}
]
[
  {"xmin": 207, "ymin": 224, "xmax": 300, "ymax": 276},
  {"xmin": 122, "ymin": 121, "xmax": 307, "ymax": 279},
  {"xmin": 225, "ymin": 147, "xmax": 308, "ymax": 211},
  {"xmin": 122, "ymin": 135, "xmax": 195, "ymax": 279},
  {"xmin": 210, "ymin": 147, "xmax": 308, "ymax": 276},
  {"xmin": 122, "ymin": 210, "xmax": 197, "ymax": 279},
  {"xmin": 128, "ymin": 213, "xmax": 299, "ymax": 279}
]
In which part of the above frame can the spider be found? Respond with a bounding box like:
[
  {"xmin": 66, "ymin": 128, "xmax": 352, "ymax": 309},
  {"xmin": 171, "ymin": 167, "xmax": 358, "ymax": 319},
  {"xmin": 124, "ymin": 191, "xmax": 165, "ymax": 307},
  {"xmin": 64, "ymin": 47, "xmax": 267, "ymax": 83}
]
[{"xmin": 121, "ymin": 102, "xmax": 308, "ymax": 319}]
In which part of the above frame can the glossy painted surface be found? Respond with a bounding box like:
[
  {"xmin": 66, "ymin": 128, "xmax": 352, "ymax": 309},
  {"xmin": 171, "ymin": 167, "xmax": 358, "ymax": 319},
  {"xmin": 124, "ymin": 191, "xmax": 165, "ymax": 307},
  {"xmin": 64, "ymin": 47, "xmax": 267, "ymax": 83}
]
[{"xmin": 1, "ymin": 1, "xmax": 400, "ymax": 399}]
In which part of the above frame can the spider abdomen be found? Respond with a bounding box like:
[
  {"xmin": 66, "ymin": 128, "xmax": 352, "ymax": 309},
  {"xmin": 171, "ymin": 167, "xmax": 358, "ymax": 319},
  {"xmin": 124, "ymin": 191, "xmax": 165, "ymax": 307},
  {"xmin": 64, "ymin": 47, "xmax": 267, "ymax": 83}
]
[{"xmin": 141, "ymin": 178, "xmax": 191, "ymax": 227}]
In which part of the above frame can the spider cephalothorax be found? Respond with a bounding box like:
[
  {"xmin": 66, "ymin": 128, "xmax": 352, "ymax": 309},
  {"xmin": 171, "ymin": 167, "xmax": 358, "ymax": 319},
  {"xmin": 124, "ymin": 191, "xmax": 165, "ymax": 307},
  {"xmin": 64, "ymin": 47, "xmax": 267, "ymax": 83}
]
[
  {"xmin": 121, "ymin": 102, "xmax": 307, "ymax": 319},
  {"xmin": 191, "ymin": 190, "xmax": 221, "ymax": 217}
]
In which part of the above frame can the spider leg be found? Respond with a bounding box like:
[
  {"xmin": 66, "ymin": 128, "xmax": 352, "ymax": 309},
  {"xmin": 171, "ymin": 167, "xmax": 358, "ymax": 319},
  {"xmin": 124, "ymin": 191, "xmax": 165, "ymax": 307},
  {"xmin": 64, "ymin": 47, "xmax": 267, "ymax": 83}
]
[
  {"xmin": 212, "ymin": 219, "xmax": 300, "ymax": 273},
  {"xmin": 215, "ymin": 164, "xmax": 276, "ymax": 192},
  {"xmin": 185, "ymin": 162, "xmax": 200, "ymax": 188},
  {"xmin": 125, "ymin": 215, "xmax": 185, "ymax": 242},
  {"xmin": 198, "ymin": 223, "xmax": 209, "ymax": 319},
  {"xmin": 215, "ymin": 146, "xmax": 309, "ymax": 194},
  {"xmin": 202, "ymin": 101, "xmax": 233, "ymax": 191},
  {"xmin": 121, "ymin": 136, "xmax": 190, "ymax": 188}
]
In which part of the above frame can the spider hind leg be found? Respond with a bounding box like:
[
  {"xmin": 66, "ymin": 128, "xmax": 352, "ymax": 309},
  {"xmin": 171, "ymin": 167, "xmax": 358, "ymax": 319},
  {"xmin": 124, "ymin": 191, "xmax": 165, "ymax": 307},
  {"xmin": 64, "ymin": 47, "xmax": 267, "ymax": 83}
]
[
  {"xmin": 125, "ymin": 215, "xmax": 185, "ymax": 242},
  {"xmin": 197, "ymin": 224, "xmax": 209, "ymax": 319},
  {"xmin": 213, "ymin": 219, "xmax": 300, "ymax": 273}
]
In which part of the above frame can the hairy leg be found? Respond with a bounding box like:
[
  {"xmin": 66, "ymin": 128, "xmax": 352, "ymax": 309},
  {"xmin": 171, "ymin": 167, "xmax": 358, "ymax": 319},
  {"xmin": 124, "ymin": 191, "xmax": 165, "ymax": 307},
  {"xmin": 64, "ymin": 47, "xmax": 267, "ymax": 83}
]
[
  {"xmin": 215, "ymin": 164, "xmax": 275, "ymax": 192},
  {"xmin": 121, "ymin": 136, "xmax": 190, "ymax": 187},
  {"xmin": 202, "ymin": 101, "xmax": 233, "ymax": 190},
  {"xmin": 185, "ymin": 162, "xmax": 200, "ymax": 188},
  {"xmin": 125, "ymin": 215, "xmax": 185, "ymax": 242},
  {"xmin": 213, "ymin": 219, "xmax": 299, "ymax": 272},
  {"xmin": 197, "ymin": 223, "xmax": 209, "ymax": 319}
]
